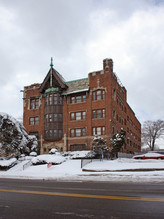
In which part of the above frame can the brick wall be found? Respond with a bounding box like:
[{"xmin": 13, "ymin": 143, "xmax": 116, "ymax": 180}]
[{"xmin": 23, "ymin": 59, "xmax": 141, "ymax": 154}]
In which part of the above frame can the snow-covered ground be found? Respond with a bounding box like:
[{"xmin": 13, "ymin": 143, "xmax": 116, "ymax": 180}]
[{"xmin": 1, "ymin": 156, "xmax": 164, "ymax": 183}]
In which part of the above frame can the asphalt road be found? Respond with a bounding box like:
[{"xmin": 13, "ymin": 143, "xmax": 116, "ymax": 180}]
[{"xmin": 0, "ymin": 178, "xmax": 164, "ymax": 219}]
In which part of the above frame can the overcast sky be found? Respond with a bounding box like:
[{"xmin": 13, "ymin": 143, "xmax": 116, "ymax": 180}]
[{"xmin": 0, "ymin": 0, "xmax": 164, "ymax": 124}]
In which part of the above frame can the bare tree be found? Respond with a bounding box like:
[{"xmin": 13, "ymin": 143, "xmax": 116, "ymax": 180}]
[{"xmin": 142, "ymin": 120, "xmax": 164, "ymax": 151}]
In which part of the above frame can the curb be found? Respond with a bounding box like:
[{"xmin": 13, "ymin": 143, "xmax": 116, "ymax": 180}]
[{"xmin": 82, "ymin": 168, "xmax": 164, "ymax": 172}]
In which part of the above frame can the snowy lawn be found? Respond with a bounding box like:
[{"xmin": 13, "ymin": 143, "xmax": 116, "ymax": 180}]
[
  {"xmin": 83, "ymin": 158, "xmax": 164, "ymax": 171},
  {"xmin": 1, "ymin": 158, "xmax": 164, "ymax": 182}
]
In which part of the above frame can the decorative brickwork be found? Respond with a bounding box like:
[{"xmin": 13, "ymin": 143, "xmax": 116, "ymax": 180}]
[{"xmin": 23, "ymin": 58, "xmax": 141, "ymax": 154}]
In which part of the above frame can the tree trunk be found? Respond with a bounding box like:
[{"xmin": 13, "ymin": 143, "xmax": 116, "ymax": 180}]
[{"xmin": 151, "ymin": 138, "xmax": 155, "ymax": 151}]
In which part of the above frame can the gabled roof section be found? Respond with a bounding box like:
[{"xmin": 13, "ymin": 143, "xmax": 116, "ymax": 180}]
[
  {"xmin": 39, "ymin": 68, "xmax": 68, "ymax": 93},
  {"xmin": 62, "ymin": 78, "xmax": 89, "ymax": 95}
]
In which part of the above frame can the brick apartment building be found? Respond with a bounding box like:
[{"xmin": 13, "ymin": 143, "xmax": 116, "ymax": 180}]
[{"xmin": 23, "ymin": 58, "xmax": 141, "ymax": 154}]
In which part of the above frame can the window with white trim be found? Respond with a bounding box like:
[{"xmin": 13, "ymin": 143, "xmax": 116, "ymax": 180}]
[{"xmin": 92, "ymin": 127, "xmax": 105, "ymax": 136}]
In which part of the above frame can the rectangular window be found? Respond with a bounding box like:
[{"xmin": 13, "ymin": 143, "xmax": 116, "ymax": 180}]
[
  {"xmin": 97, "ymin": 127, "xmax": 101, "ymax": 135},
  {"xmin": 82, "ymin": 144, "xmax": 86, "ymax": 150},
  {"xmin": 29, "ymin": 117, "xmax": 34, "ymax": 125},
  {"xmin": 49, "ymin": 95, "xmax": 53, "ymax": 105},
  {"xmin": 82, "ymin": 128, "xmax": 86, "ymax": 136},
  {"xmin": 54, "ymin": 94, "xmax": 57, "ymax": 104},
  {"xmin": 76, "ymin": 145, "xmax": 81, "ymax": 151},
  {"xmin": 97, "ymin": 110, "xmax": 101, "ymax": 118},
  {"xmin": 30, "ymin": 99, "xmax": 35, "ymax": 109},
  {"xmin": 102, "ymin": 127, "xmax": 105, "ymax": 135},
  {"xmin": 49, "ymin": 114, "xmax": 53, "ymax": 122},
  {"xmin": 29, "ymin": 117, "xmax": 39, "ymax": 125},
  {"xmin": 92, "ymin": 127, "xmax": 105, "ymax": 136},
  {"xmin": 82, "ymin": 95, "xmax": 86, "ymax": 102},
  {"xmin": 71, "ymin": 112, "xmax": 75, "ymax": 120},
  {"xmin": 46, "ymin": 114, "xmax": 48, "ymax": 122},
  {"xmin": 71, "ymin": 96, "xmax": 75, "ymax": 104},
  {"xmin": 76, "ymin": 112, "xmax": 81, "ymax": 120},
  {"xmin": 102, "ymin": 109, "xmax": 105, "ymax": 118},
  {"xmin": 59, "ymin": 114, "xmax": 62, "ymax": 122},
  {"xmin": 76, "ymin": 128, "xmax": 81, "ymax": 137},
  {"xmin": 35, "ymin": 117, "xmax": 39, "ymax": 125},
  {"xmin": 97, "ymin": 90, "xmax": 101, "ymax": 100},
  {"xmin": 70, "ymin": 145, "xmax": 74, "ymax": 151},
  {"xmin": 49, "ymin": 130, "xmax": 52, "ymax": 137},
  {"xmin": 54, "ymin": 114, "xmax": 57, "ymax": 121},
  {"xmin": 93, "ymin": 127, "xmax": 95, "ymax": 136},
  {"xmin": 54, "ymin": 130, "xmax": 57, "ymax": 138},
  {"xmin": 35, "ymin": 99, "xmax": 39, "ymax": 109},
  {"xmin": 93, "ymin": 109, "xmax": 105, "ymax": 119},
  {"xmin": 71, "ymin": 129, "xmax": 74, "ymax": 137},
  {"xmin": 76, "ymin": 96, "xmax": 81, "ymax": 103},
  {"xmin": 82, "ymin": 111, "xmax": 86, "ymax": 120}
]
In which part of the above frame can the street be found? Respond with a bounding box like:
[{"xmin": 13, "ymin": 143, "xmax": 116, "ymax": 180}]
[{"xmin": 0, "ymin": 178, "xmax": 164, "ymax": 218}]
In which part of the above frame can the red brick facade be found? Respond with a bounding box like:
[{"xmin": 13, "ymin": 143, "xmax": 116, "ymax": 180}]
[{"xmin": 23, "ymin": 58, "xmax": 141, "ymax": 154}]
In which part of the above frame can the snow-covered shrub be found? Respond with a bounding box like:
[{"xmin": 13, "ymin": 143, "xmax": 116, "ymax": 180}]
[
  {"xmin": 0, "ymin": 157, "xmax": 17, "ymax": 170},
  {"xmin": 0, "ymin": 112, "xmax": 39, "ymax": 156},
  {"xmin": 63, "ymin": 150, "xmax": 96, "ymax": 159},
  {"xmin": 30, "ymin": 152, "xmax": 37, "ymax": 156},
  {"xmin": 49, "ymin": 148, "xmax": 58, "ymax": 154},
  {"xmin": 32, "ymin": 154, "xmax": 66, "ymax": 165}
]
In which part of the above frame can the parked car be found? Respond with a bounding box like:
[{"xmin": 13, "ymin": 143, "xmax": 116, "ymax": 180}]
[{"xmin": 133, "ymin": 152, "xmax": 164, "ymax": 160}]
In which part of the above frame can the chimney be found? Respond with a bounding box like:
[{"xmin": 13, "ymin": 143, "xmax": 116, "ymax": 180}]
[{"xmin": 103, "ymin": 58, "xmax": 113, "ymax": 72}]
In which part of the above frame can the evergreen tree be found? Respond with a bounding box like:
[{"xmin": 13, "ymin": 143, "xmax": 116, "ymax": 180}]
[
  {"xmin": 0, "ymin": 113, "xmax": 38, "ymax": 157},
  {"xmin": 92, "ymin": 135, "xmax": 109, "ymax": 160},
  {"xmin": 111, "ymin": 128, "xmax": 126, "ymax": 158}
]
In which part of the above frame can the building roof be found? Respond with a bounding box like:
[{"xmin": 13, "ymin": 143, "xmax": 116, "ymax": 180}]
[
  {"xmin": 39, "ymin": 68, "xmax": 68, "ymax": 93},
  {"xmin": 63, "ymin": 78, "xmax": 89, "ymax": 95}
]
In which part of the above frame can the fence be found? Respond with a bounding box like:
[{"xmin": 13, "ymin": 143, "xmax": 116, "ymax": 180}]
[
  {"xmin": 81, "ymin": 159, "xmax": 92, "ymax": 168},
  {"xmin": 118, "ymin": 152, "xmax": 142, "ymax": 158},
  {"xmin": 23, "ymin": 160, "xmax": 32, "ymax": 170}
]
